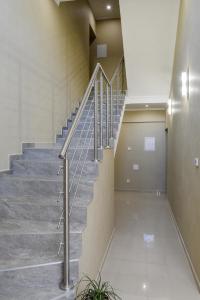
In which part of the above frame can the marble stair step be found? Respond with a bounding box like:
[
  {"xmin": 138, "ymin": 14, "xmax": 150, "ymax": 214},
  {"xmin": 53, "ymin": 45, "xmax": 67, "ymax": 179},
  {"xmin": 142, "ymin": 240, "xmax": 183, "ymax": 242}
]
[
  {"xmin": 11, "ymin": 159, "xmax": 99, "ymax": 179},
  {"xmin": 0, "ymin": 261, "xmax": 78, "ymax": 300},
  {"xmin": 0, "ymin": 175, "xmax": 62, "ymax": 198},
  {"xmin": 56, "ymin": 137, "xmax": 116, "ymax": 149},
  {"xmin": 22, "ymin": 147, "xmax": 95, "ymax": 161},
  {"xmin": 80, "ymin": 114, "xmax": 121, "ymax": 122},
  {"xmin": 81, "ymin": 107, "xmax": 123, "ymax": 116},
  {"xmin": 84, "ymin": 98, "xmax": 124, "ymax": 105},
  {"xmin": 80, "ymin": 109, "xmax": 122, "ymax": 119},
  {"xmin": 0, "ymin": 200, "xmax": 87, "ymax": 231},
  {"xmin": 0, "ymin": 175, "xmax": 94, "ymax": 200},
  {"xmin": 0, "ymin": 219, "xmax": 60, "ymax": 235},
  {"xmin": 0, "ymin": 230, "xmax": 81, "ymax": 269},
  {"xmin": 83, "ymin": 105, "xmax": 124, "ymax": 113},
  {"xmin": 75, "ymin": 121, "xmax": 119, "ymax": 131},
  {"xmin": 61, "ymin": 127, "xmax": 118, "ymax": 139},
  {"xmin": 60, "ymin": 129, "xmax": 118, "ymax": 141}
]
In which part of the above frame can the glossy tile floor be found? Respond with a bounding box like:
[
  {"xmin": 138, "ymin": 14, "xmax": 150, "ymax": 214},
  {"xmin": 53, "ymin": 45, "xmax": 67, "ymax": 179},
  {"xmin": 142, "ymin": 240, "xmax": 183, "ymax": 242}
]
[{"xmin": 102, "ymin": 192, "xmax": 200, "ymax": 300}]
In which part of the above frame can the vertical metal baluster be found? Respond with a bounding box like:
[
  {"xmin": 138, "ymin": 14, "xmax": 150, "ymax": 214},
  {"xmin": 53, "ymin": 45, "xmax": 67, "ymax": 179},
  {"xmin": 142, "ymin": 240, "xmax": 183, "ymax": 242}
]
[
  {"xmin": 106, "ymin": 83, "xmax": 110, "ymax": 148},
  {"xmin": 60, "ymin": 156, "xmax": 72, "ymax": 292},
  {"xmin": 94, "ymin": 79, "xmax": 99, "ymax": 161},
  {"xmin": 110, "ymin": 85, "xmax": 114, "ymax": 147},
  {"xmin": 100, "ymin": 72, "xmax": 103, "ymax": 149}
]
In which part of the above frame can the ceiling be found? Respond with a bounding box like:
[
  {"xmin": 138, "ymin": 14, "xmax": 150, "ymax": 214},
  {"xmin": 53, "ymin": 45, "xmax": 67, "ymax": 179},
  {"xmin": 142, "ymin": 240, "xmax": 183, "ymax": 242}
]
[{"xmin": 88, "ymin": 0, "xmax": 120, "ymax": 20}]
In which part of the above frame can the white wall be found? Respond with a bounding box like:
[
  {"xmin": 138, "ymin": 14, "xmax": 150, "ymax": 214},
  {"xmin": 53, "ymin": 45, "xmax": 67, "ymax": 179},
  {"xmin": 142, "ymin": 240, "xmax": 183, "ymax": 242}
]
[
  {"xmin": 0, "ymin": 0, "xmax": 95, "ymax": 171},
  {"xmin": 119, "ymin": 0, "xmax": 180, "ymax": 104}
]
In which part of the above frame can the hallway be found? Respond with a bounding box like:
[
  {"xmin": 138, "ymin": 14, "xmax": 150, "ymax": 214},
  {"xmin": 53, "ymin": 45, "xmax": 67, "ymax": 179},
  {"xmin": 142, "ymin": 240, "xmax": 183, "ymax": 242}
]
[{"xmin": 102, "ymin": 192, "xmax": 200, "ymax": 300}]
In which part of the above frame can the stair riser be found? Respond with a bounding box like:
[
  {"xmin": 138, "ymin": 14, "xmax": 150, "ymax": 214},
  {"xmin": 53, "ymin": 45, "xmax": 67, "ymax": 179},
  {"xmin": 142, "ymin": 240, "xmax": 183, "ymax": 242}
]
[
  {"xmin": 0, "ymin": 233, "xmax": 81, "ymax": 268},
  {"xmin": 22, "ymin": 149, "xmax": 95, "ymax": 161},
  {"xmin": 0, "ymin": 201, "xmax": 61, "ymax": 222},
  {"xmin": 0, "ymin": 176, "xmax": 94, "ymax": 202},
  {"xmin": 75, "ymin": 122, "xmax": 119, "ymax": 131},
  {"xmin": 11, "ymin": 160, "xmax": 62, "ymax": 177},
  {"xmin": 79, "ymin": 116, "xmax": 120, "ymax": 124},
  {"xmin": 0, "ymin": 180, "xmax": 94, "ymax": 204},
  {"xmin": 84, "ymin": 98, "xmax": 124, "ymax": 106},
  {"xmin": 11, "ymin": 160, "xmax": 99, "ymax": 179},
  {"xmin": 83, "ymin": 105, "xmax": 124, "ymax": 112},
  {"xmin": 81, "ymin": 109, "xmax": 123, "ymax": 119},
  {"xmin": 61, "ymin": 127, "xmax": 118, "ymax": 139},
  {"xmin": 0, "ymin": 201, "xmax": 87, "ymax": 228},
  {"xmin": 0, "ymin": 262, "xmax": 78, "ymax": 299},
  {"xmin": 0, "ymin": 178, "xmax": 62, "ymax": 198}
]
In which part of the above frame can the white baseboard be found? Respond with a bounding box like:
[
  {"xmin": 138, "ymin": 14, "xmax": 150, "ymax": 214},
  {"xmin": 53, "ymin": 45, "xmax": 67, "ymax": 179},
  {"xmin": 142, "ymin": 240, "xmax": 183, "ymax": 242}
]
[{"xmin": 168, "ymin": 202, "xmax": 200, "ymax": 293}]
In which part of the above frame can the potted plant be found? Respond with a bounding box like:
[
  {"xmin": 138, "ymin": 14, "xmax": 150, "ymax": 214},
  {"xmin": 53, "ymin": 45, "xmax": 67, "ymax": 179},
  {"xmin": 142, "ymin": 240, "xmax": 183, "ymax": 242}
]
[{"xmin": 76, "ymin": 275, "xmax": 121, "ymax": 300}]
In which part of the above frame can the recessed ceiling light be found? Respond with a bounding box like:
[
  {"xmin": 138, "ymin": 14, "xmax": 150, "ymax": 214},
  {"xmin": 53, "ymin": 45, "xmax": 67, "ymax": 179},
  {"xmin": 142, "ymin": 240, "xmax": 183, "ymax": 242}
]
[{"xmin": 106, "ymin": 4, "xmax": 112, "ymax": 10}]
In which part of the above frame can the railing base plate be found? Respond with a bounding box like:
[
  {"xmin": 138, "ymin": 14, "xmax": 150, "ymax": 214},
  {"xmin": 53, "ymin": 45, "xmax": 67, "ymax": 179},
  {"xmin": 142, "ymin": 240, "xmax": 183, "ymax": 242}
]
[
  {"xmin": 98, "ymin": 148, "xmax": 103, "ymax": 161},
  {"xmin": 60, "ymin": 280, "xmax": 74, "ymax": 293},
  {"xmin": 109, "ymin": 137, "xmax": 114, "ymax": 148}
]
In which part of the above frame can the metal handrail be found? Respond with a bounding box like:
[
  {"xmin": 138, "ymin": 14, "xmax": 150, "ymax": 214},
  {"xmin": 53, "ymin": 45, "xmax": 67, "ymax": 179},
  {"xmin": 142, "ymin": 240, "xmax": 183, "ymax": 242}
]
[
  {"xmin": 59, "ymin": 63, "xmax": 110, "ymax": 159},
  {"xmin": 110, "ymin": 56, "xmax": 125, "ymax": 115},
  {"xmin": 59, "ymin": 58, "xmax": 125, "ymax": 293}
]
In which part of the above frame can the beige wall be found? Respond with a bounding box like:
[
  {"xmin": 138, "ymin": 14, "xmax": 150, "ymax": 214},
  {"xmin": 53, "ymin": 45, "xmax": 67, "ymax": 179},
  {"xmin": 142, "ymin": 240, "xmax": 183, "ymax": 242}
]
[
  {"xmin": 115, "ymin": 110, "xmax": 166, "ymax": 191},
  {"xmin": 167, "ymin": 0, "xmax": 200, "ymax": 283},
  {"xmin": 79, "ymin": 149, "xmax": 114, "ymax": 280},
  {"xmin": 95, "ymin": 19, "xmax": 124, "ymax": 80},
  {"xmin": 124, "ymin": 110, "xmax": 166, "ymax": 123},
  {"xmin": 0, "ymin": 0, "xmax": 95, "ymax": 171}
]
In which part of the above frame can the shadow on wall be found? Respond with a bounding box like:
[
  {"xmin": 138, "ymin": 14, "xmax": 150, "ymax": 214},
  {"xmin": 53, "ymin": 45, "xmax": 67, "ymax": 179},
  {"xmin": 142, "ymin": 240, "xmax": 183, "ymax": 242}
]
[
  {"xmin": 0, "ymin": 0, "xmax": 95, "ymax": 171},
  {"xmin": 94, "ymin": 19, "xmax": 124, "ymax": 80}
]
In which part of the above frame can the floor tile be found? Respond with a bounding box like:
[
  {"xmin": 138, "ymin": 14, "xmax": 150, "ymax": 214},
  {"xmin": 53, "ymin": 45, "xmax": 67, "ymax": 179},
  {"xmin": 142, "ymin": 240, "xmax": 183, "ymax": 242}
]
[{"xmin": 102, "ymin": 192, "xmax": 200, "ymax": 300}]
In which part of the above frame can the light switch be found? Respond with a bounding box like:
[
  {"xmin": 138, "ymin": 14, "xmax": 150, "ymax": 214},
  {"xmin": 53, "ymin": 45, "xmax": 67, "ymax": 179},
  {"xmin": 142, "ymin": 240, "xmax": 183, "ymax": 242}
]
[
  {"xmin": 128, "ymin": 146, "xmax": 132, "ymax": 151},
  {"xmin": 133, "ymin": 164, "xmax": 139, "ymax": 171},
  {"xmin": 126, "ymin": 179, "xmax": 131, "ymax": 184}
]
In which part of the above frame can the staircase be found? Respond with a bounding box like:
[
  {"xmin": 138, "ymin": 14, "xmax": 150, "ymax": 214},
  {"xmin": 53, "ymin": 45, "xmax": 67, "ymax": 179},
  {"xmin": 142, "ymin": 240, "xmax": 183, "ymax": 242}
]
[{"xmin": 0, "ymin": 62, "xmax": 125, "ymax": 299}]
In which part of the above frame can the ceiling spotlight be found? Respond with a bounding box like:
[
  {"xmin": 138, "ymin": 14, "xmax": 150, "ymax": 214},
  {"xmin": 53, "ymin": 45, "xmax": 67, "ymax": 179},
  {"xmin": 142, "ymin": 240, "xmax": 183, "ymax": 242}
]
[{"xmin": 106, "ymin": 4, "xmax": 112, "ymax": 10}]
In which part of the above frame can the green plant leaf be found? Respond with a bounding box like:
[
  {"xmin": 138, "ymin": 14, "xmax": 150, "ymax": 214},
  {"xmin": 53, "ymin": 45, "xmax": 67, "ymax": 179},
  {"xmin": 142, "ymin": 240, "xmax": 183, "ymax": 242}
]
[{"xmin": 76, "ymin": 274, "xmax": 121, "ymax": 300}]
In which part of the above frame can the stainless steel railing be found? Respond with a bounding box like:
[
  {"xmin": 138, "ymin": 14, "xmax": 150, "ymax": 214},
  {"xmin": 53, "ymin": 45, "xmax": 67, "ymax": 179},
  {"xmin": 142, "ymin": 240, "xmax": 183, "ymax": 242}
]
[
  {"xmin": 58, "ymin": 58, "xmax": 125, "ymax": 292},
  {"xmin": 111, "ymin": 56, "xmax": 126, "ymax": 115}
]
